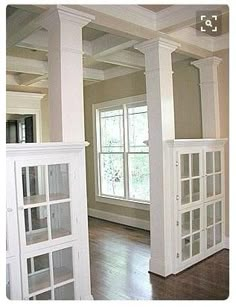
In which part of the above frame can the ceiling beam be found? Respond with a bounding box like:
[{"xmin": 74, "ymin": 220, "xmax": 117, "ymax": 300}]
[
  {"xmin": 96, "ymin": 50, "xmax": 145, "ymax": 69},
  {"xmin": 7, "ymin": 56, "xmax": 48, "ymax": 75},
  {"xmin": 6, "ymin": 56, "xmax": 105, "ymax": 81},
  {"xmin": 155, "ymin": 5, "xmax": 227, "ymax": 33}
]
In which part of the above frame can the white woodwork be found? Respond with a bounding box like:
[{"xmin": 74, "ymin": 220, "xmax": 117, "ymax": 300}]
[
  {"xmin": 96, "ymin": 49, "xmax": 145, "ymax": 69},
  {"xmin": 81, "ymin": 4, "xmax": 157, "ymax": 30},
  {"xmin": 170, "ymin": 27, "xmax": 229, "ymax": 52},
  {"xmin": 7, "ymin": 55, "xmax": 48, "ymax": 75},
  {"xmin": 39, "ymin": 6, "xmax": 94, "ymax": 142},
  {"xmin": 192, "ymin": 57, "xmax": 222, "ymax": 138},
  {"xmin": 166, "ymin": 139, "xmax": 226, "ymax": 274},
  {"xmin": 6, "ymin": 142, "xmax": 93, "ymax": 300},
  {"xmin": 135, "ymin": 37, "xmax": 180, "ymax": 277}
]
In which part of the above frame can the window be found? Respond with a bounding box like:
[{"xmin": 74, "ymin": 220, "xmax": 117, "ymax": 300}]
[{"xmin": 94, "ymin": 97, "xmax": 150, "ymax": 204}]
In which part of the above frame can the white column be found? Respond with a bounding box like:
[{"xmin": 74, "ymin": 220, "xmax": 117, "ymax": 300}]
[
  {"xmin": 135, "ymin": 38, "xmax": 180, "ymax": 277},
  {"xmin": 192, "ymin": 56, "xmax": 222, "ymax": 138},
  {"xmin": 40, "ymin": 6, "xmax": 94, "ymax": 142}
]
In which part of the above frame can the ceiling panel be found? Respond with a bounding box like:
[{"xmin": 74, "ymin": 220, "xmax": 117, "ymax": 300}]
[{"xmin": 82, "ymin": 27, "xmax": 106, "ymax": 41}]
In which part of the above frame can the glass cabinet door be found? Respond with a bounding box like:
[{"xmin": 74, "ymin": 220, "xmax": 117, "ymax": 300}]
[
  {"xmin": 180, "ymin": 206, "xmax": 202, "ymax": 262},
  {"xmin": 26, "ymin": 245, "xmax": 75, "ymax": 300},
  {"xmin": 205, "ymin": 150, "xmax": 223, "ymax": 200},
  {"xmin": 18, "ymin": 163, "xmax": 73, "ymax": 248},
  {"xmin": 179, "ymin": 152, "xmax": 201, "ymax": 207},
  {"xmin": 206, "ymin": 200, "xmax": 223, "ymax": 252}
]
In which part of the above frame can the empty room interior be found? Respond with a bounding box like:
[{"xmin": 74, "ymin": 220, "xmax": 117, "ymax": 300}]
[{"xmin": 6, "ymin": 3, "xmax": 229, "ymax": 301}]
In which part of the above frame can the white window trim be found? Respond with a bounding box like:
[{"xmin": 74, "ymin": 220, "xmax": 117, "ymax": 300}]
[{"xmin": 92, "ymin": 94, "xmax": 150, "ymax": 210}]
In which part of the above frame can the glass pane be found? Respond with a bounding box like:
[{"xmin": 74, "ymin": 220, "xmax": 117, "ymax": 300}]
[
  {"xmin": 192, "ymin": 232, "xmax": 200, "ymax": 256},
  {"xmin": 192, "ymin": 208, "xmax": 200, "ymax": 232},
  {"xmin": 215, "ymin": 223, "xmax": 222, "ymax": 244},
  {"xmin": 207, "ymin": 227, "xmax": 214, "ymax": 249},
  {"xmin": 49, "ymin": 164, "xmax": 69, "ymax": 201},
  {"xmin": 25, "ymin": 206, "xmax": 48, "ymax": 245},
  {"xmin": 128, "ymin": 105, "xmax": 148, "ymax": 152},
  {"xmin": 28, "ymin": 253, "xmax": 50, "ymax": 294},
  {"xmin": 22, "ymin": 166, "xmax": 46, "ymax": 205},
  {"xmin": 215, "ymin": 201, "xmax": 222, "ymax": 223},
  {"xmin": 100, "ymin": 108, "xmax": 123, "ymax": 152},
  {"xmin": 181, "ymin": 154, "xmax": 189, "ymax": 179},
  {"xmin": 206, "ymin": 152, "xmax": 213, "ymax": 174},
  {"xmin": 207, "ymin": 175, "xmax": 214, "ymax": 198},
  {"xmin": 192, "ymin": 178, "xmax": 200, "ymax": 202},
  {"xmin": 55, "ymin": 283, "xmax": 74, "ymax": 300},
  {"xmin": 6, "ymin": 264, "xmax": 10, "ymax": 299},
  {"xmin": 128, "ymin": 154, "xmax": 150, "ymax": 201},
  {"xmin": 207, "ymin": 204, "xmax": 214, "ymax": 227},
  {"xmin": 215, "ymin": 174, "xmax": 221, "ymax": 195},
  {"xmin": 53, "ymin": 247, "xmax": 73, "ymax": 285},
  {"xmin": 35, "ymin": 291, "xmax": 51, "ymax": 300},
  {"xmin": 215, "ymin": 151, "xmax": 221, "ymax": 172},
  {"xmin": 100, "ymin": 153, "xmax": 124, "ymax": 197},
  {"xmin": 182, "ymin": 237, "xmax": 191, "ymax": 261},
  {"xmin": 50, "ymin": 202, "xmax": 71, "ymax": 239},
  {"xmin": 181, "ymin": 211, "xmax": 190, "ymax": 236},
  {"xmin": 181, "ymin": 180, "xmax": 190, "ymax": 205},
  {"xmin": 191, "ymin": 153, "xmax": 199, "ymax": 177}
]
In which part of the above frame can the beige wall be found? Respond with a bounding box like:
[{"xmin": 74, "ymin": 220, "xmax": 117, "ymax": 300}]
[
  {"xmin": 84, "ymin": 61, "xmax": 202, "ymax": 226},
  {"xmin": 173, "ymin": 60, "xmax": 202, "ymax": 139},
  {"xmin": 214, "ymin": 49, "xmax": 229, "ymax": 237},
  {"xmin": 84, "ymin": 71, "xmax": 150, "ymax": 224}
]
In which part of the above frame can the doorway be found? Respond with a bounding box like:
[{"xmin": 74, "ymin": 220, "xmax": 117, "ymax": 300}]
[{"xmin": 6, "ymin": 114, "xmax": 36, "ymax": 143}]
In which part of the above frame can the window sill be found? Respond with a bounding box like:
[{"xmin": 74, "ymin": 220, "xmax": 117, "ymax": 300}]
[{"xmin": 95, "ymin": 195, "xmax": 150, "ymax": 211}]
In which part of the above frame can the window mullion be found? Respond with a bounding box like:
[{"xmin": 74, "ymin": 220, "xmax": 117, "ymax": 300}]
[{"xmin": 123, "ymin": 104, "xmax": 129, "ymax": 200}]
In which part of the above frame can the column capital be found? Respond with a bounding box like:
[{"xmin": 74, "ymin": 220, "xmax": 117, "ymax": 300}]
[
  {"xmin": 191, "ymin": 56, "xmax": 222, "ymax": 69},
  {"xmin": 134, "ymin": 37, "xmax": 180, "ymax": 54},
  {"xmin": 39, "ymin": 5, "xmax": 95, "ymax": 30}
]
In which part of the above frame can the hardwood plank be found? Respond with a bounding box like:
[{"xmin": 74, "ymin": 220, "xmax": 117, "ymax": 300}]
[{"xmin": 88, "ymin": 217, "xmax": 229, "ymax": 300}]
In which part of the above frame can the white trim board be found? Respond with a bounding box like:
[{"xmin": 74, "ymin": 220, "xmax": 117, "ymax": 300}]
[
  {"xmin": 88, "ymin": 208, "xmax": 150, "ymax": 231},
  {"xmin": 224, "ymin": 236, "xmax": 229, "ymax": 249}
]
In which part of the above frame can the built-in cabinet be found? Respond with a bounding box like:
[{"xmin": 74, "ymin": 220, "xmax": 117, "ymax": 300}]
[
  {"xmin": 167, "ymin": 139, "xmax": 226, "ymax": 274},
  {"xmin": 6, "ymin": 143, "xmax": 92, "ymax": 300}
]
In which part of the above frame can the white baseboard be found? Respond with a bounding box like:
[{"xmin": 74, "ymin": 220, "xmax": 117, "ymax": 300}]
[
  {"xmin": 224, "ymin": 236, "xmax": 229, "ymax": 249},
  {"xmin": 88, "ymin": 208, "xmax": 150, "ymax": 230}
]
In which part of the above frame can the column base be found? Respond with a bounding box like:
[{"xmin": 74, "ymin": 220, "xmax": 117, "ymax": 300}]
[
  {"xmin": 149, "ymin": 257, "xmax": 172, "ymax": 277},
  {"xmin": 81, "ymin": 294, "xmax": 94, "ymax": 300}
]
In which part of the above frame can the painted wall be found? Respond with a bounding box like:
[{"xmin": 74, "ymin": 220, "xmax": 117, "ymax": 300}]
[
  {"xmin": 173, "ymin": 60, "xmax": 202, "ymax": 139},
  {"xmin": 214, "ymin": 49, "xmax": 229, "ymax": 238},
  {"xmin": 84, "ymin": 60, "xmax": 202, "ymax": 228}
]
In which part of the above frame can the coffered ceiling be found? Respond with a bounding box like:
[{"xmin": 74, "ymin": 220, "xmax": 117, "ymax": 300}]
[{"xmin": 6, "ymin": 4, "xmax": 229, "ymax": 94}]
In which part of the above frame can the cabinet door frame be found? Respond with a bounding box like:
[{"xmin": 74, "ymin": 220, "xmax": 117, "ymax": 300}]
[
  {"xmin": 176, "ymin": 147, "xmax": 203, "ymax": 210},
  {"xmin": 203, "ymin": 147, "xmax": 225, "ymax": 202},
  {"xmin": 204, "ymin": 199, "xmax": 225, "ymax": 258},
  {"xmin": 6, "ymin": 159, "xmax": 20, "ymax": 258},
  {"xmin": 15, "ymin": 155, "xmax": 79, "ymax": 254},
  {"xmin": 6, "ymin": 256, "xmax": 22, "ymax": 299},
  {"xmin": 175, "ymin": 204, "xmax": 204, "ymax": 273},
  {"xmin": 21, "ymin": 241, "xmax": 80, "ymax": 300}
]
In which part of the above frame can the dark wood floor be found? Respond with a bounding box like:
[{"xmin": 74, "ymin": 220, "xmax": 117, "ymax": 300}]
[{"xmin": 88, "ymin": 217, "xmax": 229, "ymax": 300}]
